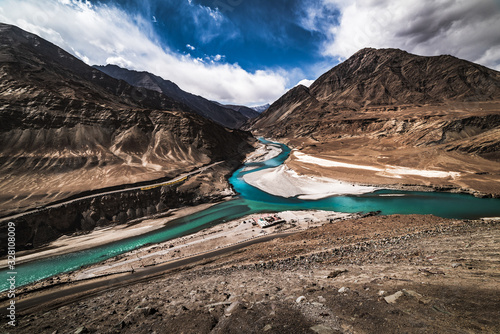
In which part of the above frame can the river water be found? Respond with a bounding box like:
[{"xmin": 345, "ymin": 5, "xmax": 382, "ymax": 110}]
[{"xmin": 1, "ymin": 138, "xmax": 500, "ymax": 291}]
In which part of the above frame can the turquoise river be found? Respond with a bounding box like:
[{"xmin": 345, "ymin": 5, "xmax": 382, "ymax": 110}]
[{"xmin": 2, "ymin": 138, "xmax": 500, "ymax": 292}]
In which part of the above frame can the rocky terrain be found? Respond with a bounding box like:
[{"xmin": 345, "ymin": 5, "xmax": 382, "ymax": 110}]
[
  {"xmin": 2, "ymin": 214, "xmax": 498, "ymax": 333},
  {"xmin": 0, "ymin": 23, "xmax": 254, "ymax": 250},
  {"xmin": 248, "ymin": 48, "xmax": 500, "ymax": 196},
  {"xmin": 95, "ymin": 65, "xmax": 258, "ymax": 129}
]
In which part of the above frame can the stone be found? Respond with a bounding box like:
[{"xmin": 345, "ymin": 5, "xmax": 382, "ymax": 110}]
[
  {"xmin": 311, "ymin": 324, "xmax": 337, "ymax": 334},
  {"xmin": 327, "ymin": 269, "xmax": 347, "ymax": 278},
  {"xmin": 338, "ymin": 287, "xmax": 349, "ymax": 293},
  {"xmin": 296, "ymin": 296, "xmax": 307, "ymax": 303},
  {"xmin": 74, "ymin": 327, "xmax": 89, "ymax": 334},
  {"xmin": 378, "ymin": 290, "xmax": 386, "ymax": 296},
  {"xmin": 402, "ymin": 289, "xmax": 422, "ymax": 299},
  {"xmin": 402, "ymin": 289, "xmax": 431, "ymax": 304},
  {"xmin": 140, "ymin": 307, "xmax": 158, "ymax": 316},
  {"xmin": 225, "ymin": 301, "xmax": 240, "ymax": 315},
  {"xmin": 263, "ymin": 324, "xmax": 273, "ymax": 332},
  {"xmin": 384, "ymin": 291, "xmax": 404, "ymax": 304}
]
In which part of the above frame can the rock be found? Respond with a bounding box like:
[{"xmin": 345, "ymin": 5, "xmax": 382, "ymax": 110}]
[
  {"xmin": 402, "ymin": 289, "xmax": 422, "ymax": 299},
  {"xmin": 263, "ymin": 324, "xmax": 273, "ymax": 332},
  {"xmin": 327, "ymin": 269, "xmax": 348, "ymax": 278},
  {"xmin": 74, "ymin": 327, "xmax": 89, "ymax": 334},
  {"xmin": 140, "ymin": 307, "xmax": 158, "ymax": 316},
  {"xmin": 384, "ymin": 291, "xmax": 404, "ymax": 304},
  {"xmin": 402, "ymin": 289, "xmax": 431, "ymax": 304},
  {"xmin": 296, "ymin": 296, "xmax": 307, "ymax": 303},
  {"xmin": 451, "ymin": 263, "xmax": 461, "ymax": 268},
  {"xmin": 378, "ymin": 290, "xmax": 386, "ymax": 296},
  {"xmin": 318, "ymin": 296, "xmax": 326, "ymax": 303},
  {"xmin": 338, "ymin": 287, "xmax": 349, "ymax": 293},
  {"xmin": 311, "ymin": 324, "xmax": 337, "ymax": 334},
  {"xmin": 225, "ymin": 301, "xmax": 240, "ymax": 315}
]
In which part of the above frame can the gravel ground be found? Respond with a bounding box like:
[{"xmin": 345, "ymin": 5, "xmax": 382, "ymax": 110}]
[{"xmin": 2, "ymin": 214, "xmax": 499, "ymax": 333}]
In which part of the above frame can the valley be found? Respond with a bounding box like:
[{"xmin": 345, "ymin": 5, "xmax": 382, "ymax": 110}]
[{"xmin": 0, "ymin": 21, "xmax": 499, "ymax": 334}]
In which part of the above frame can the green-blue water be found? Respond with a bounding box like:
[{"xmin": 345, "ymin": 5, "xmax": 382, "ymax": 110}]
[{"xmin": 1, "ymin": 138, "xmax": 500, "ymax": 292}]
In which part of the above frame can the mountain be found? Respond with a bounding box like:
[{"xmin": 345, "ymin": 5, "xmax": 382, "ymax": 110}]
[
  {"xmin": 251, "ymin": 48, "xmax": 500, "ymax": 134},
  {"xmin": 94, "ymin": 64, "xmax": 254, "ymax": 128},
  {"xmin": 0, "ymin": 23, "xmax": 253, "ymax": 244},
  {"xmin": 220, "ymin": 103, "xmax": 260, "ymax": 119},
  {"xmin": 251, "ymin": 103, "xmax": 270, "ymax": 113},
  {"xmin": 249, "ymin": 48, "xmax": 500, "ymax": 197}
]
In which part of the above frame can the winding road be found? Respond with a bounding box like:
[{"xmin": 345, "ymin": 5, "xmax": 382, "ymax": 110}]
[{"xmin": 0, "ymin": 161, "xmax": 223, "ymax": 224}]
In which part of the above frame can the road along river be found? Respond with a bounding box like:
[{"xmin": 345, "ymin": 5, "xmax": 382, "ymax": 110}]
[{"xmin": 1, "ymin": 138, "xmax": 500, "ymax": 291}]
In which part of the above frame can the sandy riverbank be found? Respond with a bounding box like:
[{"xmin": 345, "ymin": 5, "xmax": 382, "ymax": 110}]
[
  {"xmin": 283, "ymin": 137, "xmax": 500, "ymax": 198},
  {"xmin": 5, "ymin": 214, "xmax": 499, "ymax": 334},
  {"xmin": 243, "ymin": 164, "xmax": 379, "ymax": 199},
  {"xmin": 244, "ymin": 141, "xmax": 282, "ymax": 163},
  {"xmin": 73, "ymin": 210, "xmax": 352, "ymax": 280},
  {"xmin": 0, "ymin": 201, "xmax": 225, "ymax": 268},
  {"xmin": 9, "ymin": 210, "xmax": 355, "ymax": 294}
]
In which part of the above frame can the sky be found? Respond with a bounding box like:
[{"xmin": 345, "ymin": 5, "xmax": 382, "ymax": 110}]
[{"xmin": 1, "ymin": 0, "xmax": 500, "ymax": 105}]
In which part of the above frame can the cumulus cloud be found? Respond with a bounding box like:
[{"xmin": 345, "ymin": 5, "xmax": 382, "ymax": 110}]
[
  {"xmin": 322, "ymin": 0, "xmax": 500, "ymax": 70},
  {"xmin": 296, "ymin": 79, "xmax": 315, "ymax": 87},
  {"xmin": 0, "ymin": 0, "xmax": 286, "ymax": 105}
]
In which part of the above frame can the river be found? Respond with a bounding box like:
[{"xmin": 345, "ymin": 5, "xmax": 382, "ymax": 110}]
[{"xmin": 1, "ymin": 138, "xmax": 500, "ymax": 291}]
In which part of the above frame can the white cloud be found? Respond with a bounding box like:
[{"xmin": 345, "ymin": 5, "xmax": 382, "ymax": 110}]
[
  {"xmin": 322, "ymin": 0, "xmax": 500, "ymax": 70},
  {"xmin": 0, "ymin": 0, "xmax": 287, "ymax": 105},
  {"xmin": 186, "ymin": 44, "xmax": 195, "ymax": 51},
  {"xmin": 296, "ymin": 79, "xmax": 315, "ymax": 87}
]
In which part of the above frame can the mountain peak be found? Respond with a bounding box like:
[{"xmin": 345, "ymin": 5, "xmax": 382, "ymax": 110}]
[
  {"xmin": 95, "ymin": 64, "xmax": 256, "ymax": 128},
  {"xmin": 250, "ymin": 47, "xmax": 500, "ymax": 139},
  {"xmin": 309, "ymin": 47, "xmax": 500, "ymax": 107}
]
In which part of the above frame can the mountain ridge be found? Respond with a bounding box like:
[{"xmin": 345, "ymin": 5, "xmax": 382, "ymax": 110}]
[
  {"xmin": 250, "ymin": 47, "xmax": 500, "ymax": 143},
  {"xmin": 248, "ymin": 47, "xmax": 500, "ymax": 197},
  {"xmin": 94, "ymin": 64, "xmax": 256, "ymax": 128},
  {"xmin": 0, "ymin": 23, "xmax": 254, "ymax": 247}
]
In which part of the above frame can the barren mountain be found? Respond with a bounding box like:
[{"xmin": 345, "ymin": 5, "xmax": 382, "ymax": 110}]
[
  {"xmin": 95, "ymin": 64, "xmax": 255, "ymax": 128},
  {"xmin": 251, "ymin": 103, "xmax": 270, "ymax": 113},
  {"xmin": 219, "ymin": 103, "xmax": 260, "ymax": 119},
  {"xmin": 249, "ymin": 48, "xmax": 500, "ymax": 196},
  {"xmin": 0, "ymin": 23, "xmax": 253, "ymax": 221}
]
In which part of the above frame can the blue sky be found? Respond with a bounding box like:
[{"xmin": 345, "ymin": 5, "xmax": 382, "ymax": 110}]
[{"xmin": 1, "ymin": 0, "xmax": 500, "ymax": 105}]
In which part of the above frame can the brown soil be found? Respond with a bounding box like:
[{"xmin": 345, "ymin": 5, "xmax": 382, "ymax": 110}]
[
  {"xmin": 281, "ymin": 106, "xmax": 500, "ymax": 197},
  {"xmin": 2, "ymin": 214, "xmax": 499, "ymax": 333}
]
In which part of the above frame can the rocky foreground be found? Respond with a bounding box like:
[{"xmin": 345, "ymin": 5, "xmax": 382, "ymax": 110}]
[{"xmin": 3, "ymin": 214, "xmax": 499, "ymax": 333}]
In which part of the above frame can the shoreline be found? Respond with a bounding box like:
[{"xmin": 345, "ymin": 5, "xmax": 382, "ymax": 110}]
[
  {"xmin": 243, "ymin": 164, "xmax": 380, "ymax": 199},
  {"xmin": 4, "ymin": 139, "xmax": 498, "ymax": 293},
  {"xmin": 2, "ymin": 209, "xmax": 357, "ymax": 296},
  {"xmin": 244, "ymin": 141, "xmax": 282, "ymax": 163},
  {"xmin": 0, "ymin": 200, "xmax": 228, "ymax": 268}
]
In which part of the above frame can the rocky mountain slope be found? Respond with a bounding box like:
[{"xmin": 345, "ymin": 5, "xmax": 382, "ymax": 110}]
[
  {"xmin": 95, "ymin": 64, "xmax": 256, "ymax": 128},
  {"xmin": 249, "ymin": 48, "xmax": 500, "ymax": 196},
  {"xmin": 218, "ymin": 103, "xmax": 260, "ymax": 120},
  {"xmin": 0, "ymin": 23, "xmax": 253, "ymax": 243},
  {"xmin": 251, "ymin": 48, "xmax": 500, "ymax": 137}
]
